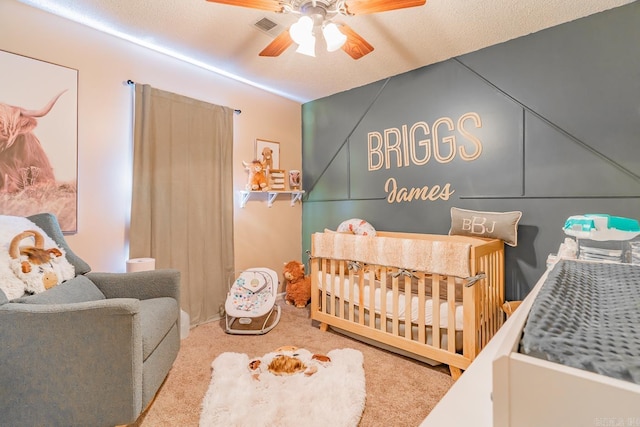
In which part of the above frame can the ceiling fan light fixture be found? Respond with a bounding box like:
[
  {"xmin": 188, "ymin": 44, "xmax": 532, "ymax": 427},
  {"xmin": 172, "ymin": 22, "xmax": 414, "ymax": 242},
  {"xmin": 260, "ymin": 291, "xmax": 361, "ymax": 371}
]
[
  {"xmin": 295, "ymin": 33, "xmax": 316, "ymax": 57},
  {"xmin": 322, "ymin": 22, "xmax": 347, "ymax": 52},
  {"xmin": 289, "ymin": 15, "xmax": 314, "ymax": 45},
  {"xmin": 207, "ymin": 0, "xmax": 429, "ymax": 60}
]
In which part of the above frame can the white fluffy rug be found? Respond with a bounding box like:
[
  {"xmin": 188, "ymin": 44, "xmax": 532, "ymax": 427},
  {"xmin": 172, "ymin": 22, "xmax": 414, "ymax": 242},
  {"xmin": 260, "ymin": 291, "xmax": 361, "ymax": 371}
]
[{"xmin": 200, "ymin": 348, "xmax": 365, "ymax": 427}]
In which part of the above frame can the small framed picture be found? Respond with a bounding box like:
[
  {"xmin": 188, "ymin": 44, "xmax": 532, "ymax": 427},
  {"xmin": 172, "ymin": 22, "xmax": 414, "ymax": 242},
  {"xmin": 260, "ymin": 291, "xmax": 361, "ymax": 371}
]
[
  {"xmin": 289, "ymin": 169, "xmax": 301, "ymax": 190},
  {"xmin": 255, "ymin": 139, "xmax": 280, "ymax": 170}
]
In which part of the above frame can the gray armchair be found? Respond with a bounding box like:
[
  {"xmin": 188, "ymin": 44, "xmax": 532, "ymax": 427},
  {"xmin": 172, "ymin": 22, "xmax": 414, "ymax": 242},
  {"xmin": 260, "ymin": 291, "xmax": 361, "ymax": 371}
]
[{"xmin": 0, "ymin": 213, "xmax": 180, "ymax": 427}]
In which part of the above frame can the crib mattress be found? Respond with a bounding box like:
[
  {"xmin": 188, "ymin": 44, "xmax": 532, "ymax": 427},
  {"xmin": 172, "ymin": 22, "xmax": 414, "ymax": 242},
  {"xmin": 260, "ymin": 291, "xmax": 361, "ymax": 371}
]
[
  {"xmin": 318, "ymin": 272, "xmax": 464, "ymax": 330},
  {"xmin": 520, "ymin": 259, "xmax": 640, "ymax": 384}
]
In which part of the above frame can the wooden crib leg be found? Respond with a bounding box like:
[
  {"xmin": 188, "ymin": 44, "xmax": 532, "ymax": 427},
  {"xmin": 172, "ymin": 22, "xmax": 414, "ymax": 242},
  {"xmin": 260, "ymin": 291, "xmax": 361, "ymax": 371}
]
[
  {"xmin": 449, "ymin": 366, "xmax": 463, "ymax": 380},
  {"xmin": 319, "ymin": 322, "xmax": 329, "ymax": 332}
]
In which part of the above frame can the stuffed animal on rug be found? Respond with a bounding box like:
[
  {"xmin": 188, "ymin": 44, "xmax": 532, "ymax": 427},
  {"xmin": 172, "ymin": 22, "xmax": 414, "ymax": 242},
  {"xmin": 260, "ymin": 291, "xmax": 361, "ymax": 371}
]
[
  {"xmin": 247, "ymin": 346, "xmax": 331, "ymax": 380},
  {"xmin": 8, "ymin": 230, "xmax": 74, "ymax": 294},
  {"xmin": 283, "ymin": 260, "xmax": 311, "ymax": 308},
  {"xmin": 260, "ymin": 147, "xmax": 273, "ymax": 171},
  {"xmin": 242, "ymin": 160, "xmax": 269, "ymax": 191}
]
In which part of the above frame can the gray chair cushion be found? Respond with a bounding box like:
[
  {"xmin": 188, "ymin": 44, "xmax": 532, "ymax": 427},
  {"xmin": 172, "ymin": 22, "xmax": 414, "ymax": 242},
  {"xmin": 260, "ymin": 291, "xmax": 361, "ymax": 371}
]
[
  {"xmin": 13, "ymin": 275, "xmax": 105, "ymax": 304},
  {"xmin": 27, "ymin": 213, "xmax": 92, "ymax": 275},
  {"xmin": 139, "ymin": 297, "xmax": 179, "ymax": 360}
]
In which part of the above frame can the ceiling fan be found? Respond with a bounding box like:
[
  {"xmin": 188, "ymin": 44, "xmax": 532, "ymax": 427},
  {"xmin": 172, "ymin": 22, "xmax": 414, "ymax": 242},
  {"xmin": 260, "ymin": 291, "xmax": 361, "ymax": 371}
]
[{"xmin": 205, "ymin": 0, "xmax": 427, "ymax": 59}]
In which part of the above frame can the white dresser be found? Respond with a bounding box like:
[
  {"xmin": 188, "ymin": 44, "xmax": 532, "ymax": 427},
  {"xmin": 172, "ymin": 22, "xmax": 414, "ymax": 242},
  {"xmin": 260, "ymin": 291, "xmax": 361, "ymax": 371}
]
[{"xmin": 423, "ymin": 261, "xmax": 640, "ymax": 427}]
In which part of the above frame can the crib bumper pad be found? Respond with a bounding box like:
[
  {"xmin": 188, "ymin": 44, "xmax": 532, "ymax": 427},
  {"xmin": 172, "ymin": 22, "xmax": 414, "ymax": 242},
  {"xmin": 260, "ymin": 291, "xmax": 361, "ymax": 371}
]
[
  {"xmin": 312, "ymin": 233, "xmax": 471, "ymax": 278},
  {"xmin": 520, "ymin": 260, "xmax": 640, "ymax": 384}
]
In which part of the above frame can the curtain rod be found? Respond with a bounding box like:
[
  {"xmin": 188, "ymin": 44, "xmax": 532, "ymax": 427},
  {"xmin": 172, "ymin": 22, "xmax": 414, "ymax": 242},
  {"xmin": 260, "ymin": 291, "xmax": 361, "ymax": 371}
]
[{"xmin": 126, "ymin": 80, "xmax": 241, "ymax": 114}]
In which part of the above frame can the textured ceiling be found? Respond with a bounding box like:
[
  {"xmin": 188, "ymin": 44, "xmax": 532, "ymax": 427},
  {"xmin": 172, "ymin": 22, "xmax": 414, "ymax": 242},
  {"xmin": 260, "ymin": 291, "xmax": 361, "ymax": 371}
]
[{"xmin": 17, "ymin": 0, "xmax": 636, "ymax": 103}]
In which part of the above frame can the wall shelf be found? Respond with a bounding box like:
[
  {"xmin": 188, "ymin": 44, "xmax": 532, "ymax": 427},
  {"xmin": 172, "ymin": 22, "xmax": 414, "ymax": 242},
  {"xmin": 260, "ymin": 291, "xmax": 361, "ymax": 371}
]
[{"xmin": 239, "ymin": 190, "xmax": 305, "ymax": 208}]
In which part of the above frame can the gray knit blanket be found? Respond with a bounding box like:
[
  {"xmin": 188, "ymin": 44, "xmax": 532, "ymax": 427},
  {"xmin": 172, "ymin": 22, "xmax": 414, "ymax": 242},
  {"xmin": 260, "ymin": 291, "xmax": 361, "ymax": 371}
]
[{"xmin": 520, "ymin": 259, "xmax": 640, "ymax": 384}]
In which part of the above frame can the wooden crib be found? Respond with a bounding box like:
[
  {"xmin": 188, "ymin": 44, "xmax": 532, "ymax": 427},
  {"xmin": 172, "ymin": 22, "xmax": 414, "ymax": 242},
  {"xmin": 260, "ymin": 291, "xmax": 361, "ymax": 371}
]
[{"xmin": 310, "ymin": 231, "xmax": 505, "ymax": 379}]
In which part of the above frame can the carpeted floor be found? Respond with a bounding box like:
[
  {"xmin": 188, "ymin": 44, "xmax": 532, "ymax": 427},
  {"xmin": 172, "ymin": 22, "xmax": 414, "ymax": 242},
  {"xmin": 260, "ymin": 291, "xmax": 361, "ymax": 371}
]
[{"xmin": 130, "ymin": 298, "xmax": 455, "ymax": 426}]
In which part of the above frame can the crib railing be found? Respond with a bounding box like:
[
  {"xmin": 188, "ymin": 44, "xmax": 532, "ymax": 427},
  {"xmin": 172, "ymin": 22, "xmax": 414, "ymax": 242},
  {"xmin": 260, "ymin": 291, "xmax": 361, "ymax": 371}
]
[{"xmin": 310, "ymin": 231, "xmax": 505, "ymax": 378}]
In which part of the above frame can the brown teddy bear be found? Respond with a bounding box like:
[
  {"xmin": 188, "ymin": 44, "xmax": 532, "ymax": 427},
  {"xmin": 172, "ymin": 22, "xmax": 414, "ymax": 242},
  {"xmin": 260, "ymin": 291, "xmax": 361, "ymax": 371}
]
[{"xmin": 282, "ymin": 260, "xmax": 311, "ymax": 308}]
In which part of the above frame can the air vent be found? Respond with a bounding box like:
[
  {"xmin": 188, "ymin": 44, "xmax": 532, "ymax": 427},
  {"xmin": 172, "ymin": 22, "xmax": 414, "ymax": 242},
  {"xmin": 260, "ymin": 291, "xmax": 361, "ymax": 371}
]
[{"xmin": 253, "ymin": 17, "xmax": 282, "ymax": 37}]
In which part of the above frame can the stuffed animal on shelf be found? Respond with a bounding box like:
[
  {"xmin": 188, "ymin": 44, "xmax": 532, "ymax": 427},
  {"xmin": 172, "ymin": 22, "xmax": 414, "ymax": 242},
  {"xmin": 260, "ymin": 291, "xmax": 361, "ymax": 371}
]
[
  {"xmin": 243, "ymin": 160, "xmax": 269, "ymax": 191},
  {"xmin": 282, "ymin": 260, "xmax": 311, "ymax": 308},
  {"xmin": 8, "ymin": 230, "xmax": 74, "ymax": 294}
]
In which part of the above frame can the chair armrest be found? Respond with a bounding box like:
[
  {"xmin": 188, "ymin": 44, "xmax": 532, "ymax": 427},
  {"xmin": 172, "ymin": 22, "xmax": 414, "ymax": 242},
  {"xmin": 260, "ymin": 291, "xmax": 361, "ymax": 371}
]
[
  {"xmin": 0, "ymin": 299, "xmax": 143, "ymax": 425},
  {"xmin": 87, "ymin": 269, "xmax": 180, "ymax": 304}
]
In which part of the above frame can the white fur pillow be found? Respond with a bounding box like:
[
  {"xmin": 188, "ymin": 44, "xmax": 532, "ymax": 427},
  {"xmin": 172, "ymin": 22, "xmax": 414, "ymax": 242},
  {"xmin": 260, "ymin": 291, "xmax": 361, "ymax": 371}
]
[
  {"xmin": 0, "ymin": 215, "xmax": 75, "ymax": 300},
  {"xmin": 336, "ymin": 218, "xmax": 377, "ymax": 236}
]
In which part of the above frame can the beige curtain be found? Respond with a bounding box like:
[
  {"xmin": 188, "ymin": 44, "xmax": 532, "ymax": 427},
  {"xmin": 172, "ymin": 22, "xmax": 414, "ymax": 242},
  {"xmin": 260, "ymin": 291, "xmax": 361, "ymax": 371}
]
[{"xmin": 130, "ymin": 84, "xmax": 234, "ymax": 326}]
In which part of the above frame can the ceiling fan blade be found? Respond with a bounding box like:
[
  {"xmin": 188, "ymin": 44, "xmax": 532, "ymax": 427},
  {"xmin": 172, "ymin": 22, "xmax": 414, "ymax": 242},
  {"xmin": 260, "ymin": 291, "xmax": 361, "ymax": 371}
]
[
  {"xmin": 344, "ymin": 0, "xmax": 426, "ymax": 15},
  {"xmin": 259, "ymin": 29, "xmax": 293, "ymax": 57},
  {"xmin": 340, "ymin": 24, "xmax": 374, "ymax": 60},
  {"xmin": 205, "ymin": 0, "xmax": 283, "ymax": 13}
]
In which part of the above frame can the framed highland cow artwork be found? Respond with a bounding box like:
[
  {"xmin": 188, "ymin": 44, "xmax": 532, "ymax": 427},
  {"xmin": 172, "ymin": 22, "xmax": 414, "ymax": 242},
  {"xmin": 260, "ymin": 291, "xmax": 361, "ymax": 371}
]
[{"xmin": 0, "ymin": 50, "xmax": 78, "ymax": 233}]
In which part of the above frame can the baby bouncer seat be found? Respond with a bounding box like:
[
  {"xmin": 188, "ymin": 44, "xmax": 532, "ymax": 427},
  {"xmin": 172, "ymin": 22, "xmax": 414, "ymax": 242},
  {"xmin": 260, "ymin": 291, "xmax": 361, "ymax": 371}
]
[{"xmin": 225, "ymin": 267, "xmax": 281, "ymax": 335}]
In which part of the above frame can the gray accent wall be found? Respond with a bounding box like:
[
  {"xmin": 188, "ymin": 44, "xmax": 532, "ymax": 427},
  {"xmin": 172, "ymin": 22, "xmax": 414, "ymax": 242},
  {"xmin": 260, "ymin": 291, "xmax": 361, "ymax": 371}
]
[{"xmin": 301, "ymin": 2, "xmax": 640, "ymax": 300}]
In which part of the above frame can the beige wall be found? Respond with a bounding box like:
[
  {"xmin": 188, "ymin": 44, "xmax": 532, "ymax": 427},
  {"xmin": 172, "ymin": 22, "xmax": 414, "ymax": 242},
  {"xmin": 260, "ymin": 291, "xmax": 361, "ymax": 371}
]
[{"xmin": 1, "ymin": 1, "xmax": 302, "ymax": 287}]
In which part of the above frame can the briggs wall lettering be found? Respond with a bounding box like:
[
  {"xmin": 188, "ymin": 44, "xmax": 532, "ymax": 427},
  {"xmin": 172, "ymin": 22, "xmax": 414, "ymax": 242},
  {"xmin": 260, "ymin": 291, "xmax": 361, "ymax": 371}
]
[{"xmin": 367, "ymin": 112, "xmax": 483, "ymax": 171}]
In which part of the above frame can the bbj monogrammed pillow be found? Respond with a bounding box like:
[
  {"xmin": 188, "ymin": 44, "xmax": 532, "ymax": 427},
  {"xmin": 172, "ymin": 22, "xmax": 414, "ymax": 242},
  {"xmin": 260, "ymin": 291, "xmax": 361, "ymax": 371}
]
[{"xmin": 449, "ymin": 207, "xmax": 522, "ymax": 246}]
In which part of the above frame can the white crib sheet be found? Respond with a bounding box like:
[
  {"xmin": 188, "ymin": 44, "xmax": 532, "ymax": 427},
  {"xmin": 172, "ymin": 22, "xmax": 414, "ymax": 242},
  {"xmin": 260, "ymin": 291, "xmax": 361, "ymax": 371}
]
[{"xmin": 317, "ymin": 272, "xmax": 464, "ymax": 330}]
